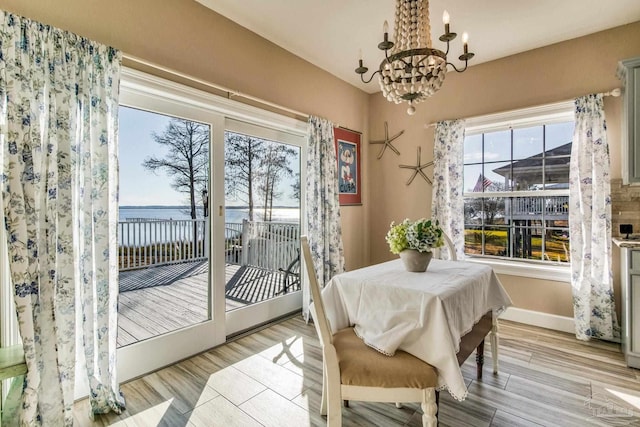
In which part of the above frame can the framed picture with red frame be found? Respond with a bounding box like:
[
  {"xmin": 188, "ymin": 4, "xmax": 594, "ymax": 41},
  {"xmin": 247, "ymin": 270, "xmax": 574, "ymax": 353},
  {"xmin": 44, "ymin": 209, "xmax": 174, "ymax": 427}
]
[{"xmin": 334, "ymin": 127, "xmax": 361, "ymax": 205}]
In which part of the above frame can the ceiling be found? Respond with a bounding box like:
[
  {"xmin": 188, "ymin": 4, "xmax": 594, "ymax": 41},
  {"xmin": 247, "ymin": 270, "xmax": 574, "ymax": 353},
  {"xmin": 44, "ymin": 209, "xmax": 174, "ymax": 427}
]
[{"xmin": 196, "ymin": 0, "xmax": 640, "ymax": 94}]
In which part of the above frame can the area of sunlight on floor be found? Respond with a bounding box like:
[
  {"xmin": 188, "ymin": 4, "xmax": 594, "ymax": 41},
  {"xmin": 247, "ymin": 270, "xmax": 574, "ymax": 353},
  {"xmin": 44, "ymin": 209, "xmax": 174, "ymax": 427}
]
[
  {"xmin": 80, "ymin": 333, "xmax": 316, "ymax": 427},
  {"xmin": 185, "ymin": 334, "xmax": 314, "ymax": 426},
  {"xmin": 606, "ymin": 387, "xmax": 640, "ymax": 410}
]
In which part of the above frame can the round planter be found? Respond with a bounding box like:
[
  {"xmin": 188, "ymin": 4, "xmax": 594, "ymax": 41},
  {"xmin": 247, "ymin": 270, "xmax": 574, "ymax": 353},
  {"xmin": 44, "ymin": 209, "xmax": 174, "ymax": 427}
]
[{"xmin": 399, "ymin": 249, "xmax": 433, "ymax": 272}]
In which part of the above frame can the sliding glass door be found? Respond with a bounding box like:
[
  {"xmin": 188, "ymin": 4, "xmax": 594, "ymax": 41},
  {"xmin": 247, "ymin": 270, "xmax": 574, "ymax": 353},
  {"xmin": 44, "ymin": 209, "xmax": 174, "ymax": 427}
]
[
  {"xmin": 113, "ymin": 76, "xmax": 222, "ymax": 385},
  {"xmin": 108, "ymin": 69, "xmax": 306, "ymax": 385},
  {"xmin": 223, "ymin": 120, "xmax": 304, "ymax": 336}
]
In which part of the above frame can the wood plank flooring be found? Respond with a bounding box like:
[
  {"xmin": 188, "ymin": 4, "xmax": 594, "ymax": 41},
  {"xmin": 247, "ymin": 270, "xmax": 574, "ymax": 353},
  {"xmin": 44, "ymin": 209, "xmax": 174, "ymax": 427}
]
[
  {"xmin": 77, "ymin": 317, "xmax": 640, "ymax": 426},
  {"xmin": 117, "ymin": 263, "xmax": 298, "ymax": 347}
]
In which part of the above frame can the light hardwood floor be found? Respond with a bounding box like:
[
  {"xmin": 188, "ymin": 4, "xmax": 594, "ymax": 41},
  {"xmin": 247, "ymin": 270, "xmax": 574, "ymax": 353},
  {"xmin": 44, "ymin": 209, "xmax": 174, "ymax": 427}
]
[{"xmin": 75, "ymin": 316, "xmax": 640, "ymax": 426}]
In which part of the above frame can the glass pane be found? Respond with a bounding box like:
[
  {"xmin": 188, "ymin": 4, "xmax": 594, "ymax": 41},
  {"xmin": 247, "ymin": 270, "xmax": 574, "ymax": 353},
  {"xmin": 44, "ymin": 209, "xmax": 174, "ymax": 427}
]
[
  {"xmin": 464, "ymin": 164, "xmax": 483, "ymax": 193},
  {"xmin": 544, "ymin": 152, "xmax": 570, "ymax": 189},
  {"xmin": 118, "ymin": 106, "xmax": 210, "ymax": 347},
  {"xmin": 464, "ymin": 198, "xmax": 483, "ymax": 225},
  {"xmin": 513, "ymin": 126, "xmax": 543, "ymax": 160},
  {"xmin": 484, "ymin": 227, "xmax": 508, "ymax": 256},
  {"xmin": 544, "ymin": 196, "xmax": 569, "ymax": 219},
  {"xmin": 464, "ymin": 134, "xmax": 483, "ymax": 164},
  {"xmin": 544, "ymin": 228, "xmax": 570, "ymax": 263},
  {"xmin": 224, "ymin": 131, "xmax": 301, "ymax": 311},
  {"xmin": 545, "ymin": 121, "xmax": 574, "ymax": 151},
  {"xmin": 485, "ymin": 161, "xmax": 513, "ymax": 191},
  {"xmin": 464, "ymin": 226, "xmax": 484, "ymax": 255},
  {"xmin": 484, "ymin": 197, "xmax": 507, "ymax": 225},
  {"xmin": 513, "ymin": 161, "xmax": 544, "ymax": 191},
  {"xmin": 512, "ymin": 223, "xmax": 543, "ymax": 261},
  {"xmin": 512, "ymin": 197, "xmax": 544, "ymax": 219},
  {"xmin": 484, "ymin": 130, "xmax": 511, "ymax": 162}
]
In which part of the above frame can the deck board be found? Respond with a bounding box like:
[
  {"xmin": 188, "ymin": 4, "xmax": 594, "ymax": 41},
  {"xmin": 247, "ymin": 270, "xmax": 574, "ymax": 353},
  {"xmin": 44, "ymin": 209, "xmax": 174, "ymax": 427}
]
[{"xmin": 117, "ymin": 261, "xmax": 300, "ymax": 348}]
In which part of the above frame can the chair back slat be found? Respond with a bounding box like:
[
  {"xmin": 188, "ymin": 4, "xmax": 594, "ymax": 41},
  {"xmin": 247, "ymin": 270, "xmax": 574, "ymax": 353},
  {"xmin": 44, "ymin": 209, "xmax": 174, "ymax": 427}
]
[
  {"xmin": 301, "ymin": 236, "xmax": 334, "ymax": 345},
  {"xmin": 443, "ymin": 232, "xmax": 457, "ymax": 261}
]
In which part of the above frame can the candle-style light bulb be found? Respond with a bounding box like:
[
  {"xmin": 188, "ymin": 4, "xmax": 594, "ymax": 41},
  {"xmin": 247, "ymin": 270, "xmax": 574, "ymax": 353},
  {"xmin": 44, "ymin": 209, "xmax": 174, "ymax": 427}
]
[
  {"xmin": 442, "ymin": 10, "xmax": 450, "ymax": 35},
  {"xmin": 462, "ymin": 32, "xmax": 469, "ymax": 53},
  {"xmin": 383, "ymin": 20, "xmax": 389, "ymax": 34},
  {"xmin": 442, "ymin": 11, "xmax": 450, "ymax": 24},
  {"xmin": 358, "ymin": 48, "xmax": 363, "ymax": 62}
]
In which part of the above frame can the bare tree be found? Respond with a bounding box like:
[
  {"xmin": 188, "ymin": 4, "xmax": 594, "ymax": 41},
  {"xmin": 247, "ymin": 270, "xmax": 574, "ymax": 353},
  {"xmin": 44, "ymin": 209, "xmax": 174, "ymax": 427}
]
[
  {"xmin": 143, "ymin": 118, "xmax": 209, "ymax": 219},
  {"xmin": 225, "ymin": 133, "xmax": 265, "ymax": 221},
  {"xmin": 464, "ymin": 181, "xmax": 507, "ymax": 225},
  {"xmin": 291, "ymin": 172, "xmax": 300, "ymax": 202},
  {"xmin": 257, "ymin": 142, "xmax": 296, "ymax": 221}
]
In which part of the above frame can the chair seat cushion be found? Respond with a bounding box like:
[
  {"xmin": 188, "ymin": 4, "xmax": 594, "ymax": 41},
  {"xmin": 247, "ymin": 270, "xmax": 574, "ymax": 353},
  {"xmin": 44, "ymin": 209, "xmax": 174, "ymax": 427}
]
[{"xmin": 333, "ymin": 327, "xmax": 438, "ymax": 389}]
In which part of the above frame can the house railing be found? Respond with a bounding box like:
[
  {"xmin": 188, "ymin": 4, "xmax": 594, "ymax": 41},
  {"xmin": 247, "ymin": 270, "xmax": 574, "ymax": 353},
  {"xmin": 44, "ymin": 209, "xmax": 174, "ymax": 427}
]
[
  {"xmin": 118, "ymin": 218, "xmax": 300, "ymax": 273},
  {"xmin": 509, "ymin": 196, "xmax": 569, "ymax": 217}
]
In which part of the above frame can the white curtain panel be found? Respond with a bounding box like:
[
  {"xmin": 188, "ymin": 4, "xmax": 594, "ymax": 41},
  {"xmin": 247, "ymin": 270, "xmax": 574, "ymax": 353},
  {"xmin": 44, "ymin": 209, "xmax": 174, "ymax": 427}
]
[
  {"xmin": 569, "ymin": 94, "xmax": 619, "ymax": 341},
  {"xmin": 432, "ymin": 119, "xmax": 466, "ymax": 260},
  {"xmin": 0, "ymin": 11, "xmax": 124, "ymax": 424},
  {"xmin": 303, "ymin": 116, "xmax": 345, "ymax": 321}
]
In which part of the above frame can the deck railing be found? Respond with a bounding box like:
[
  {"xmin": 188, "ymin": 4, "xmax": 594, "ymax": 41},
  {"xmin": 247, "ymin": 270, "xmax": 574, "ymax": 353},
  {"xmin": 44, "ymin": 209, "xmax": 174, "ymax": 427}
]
[
  {"xmin": 241, "ymin": 221, "xmax": 300, "ymax": 272},
  {"xmin": 118, "ymin": 218, "xmax": 300, "ymax": 273},
  {"xmin": 118, "ymin": 219, "xmax": 207, "ymax": 271}
]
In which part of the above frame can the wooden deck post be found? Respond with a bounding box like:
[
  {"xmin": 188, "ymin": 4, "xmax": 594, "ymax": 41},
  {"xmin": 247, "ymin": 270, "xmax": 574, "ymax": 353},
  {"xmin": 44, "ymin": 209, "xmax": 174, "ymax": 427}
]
[{"xmin": 241, "ymin": 219, "xmax": 249, "ymax": 266}]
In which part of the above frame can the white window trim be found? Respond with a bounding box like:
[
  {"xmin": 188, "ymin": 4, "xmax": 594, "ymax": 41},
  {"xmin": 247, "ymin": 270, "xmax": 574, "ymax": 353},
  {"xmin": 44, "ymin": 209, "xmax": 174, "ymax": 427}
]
[
  {"xmin": 120, "ymin": 68, "xmax": 308, "ymax": 138},
  {"xmin": 462, "ymin": 101, "xmax": 574, "ymax": 273},
  {"xmin": 465, "ymin": 256, "xmax": 571, "ymax": 282},
  {"xmin": 465, "ymin": 100, "xmax": 574, "ymax": 135}
]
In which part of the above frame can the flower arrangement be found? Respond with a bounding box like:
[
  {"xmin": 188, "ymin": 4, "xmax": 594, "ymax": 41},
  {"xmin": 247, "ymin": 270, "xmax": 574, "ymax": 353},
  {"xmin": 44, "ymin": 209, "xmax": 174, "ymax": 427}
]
[{"xmin": 385, "ymin": 218, "xmax": 444, "ymax": 254}]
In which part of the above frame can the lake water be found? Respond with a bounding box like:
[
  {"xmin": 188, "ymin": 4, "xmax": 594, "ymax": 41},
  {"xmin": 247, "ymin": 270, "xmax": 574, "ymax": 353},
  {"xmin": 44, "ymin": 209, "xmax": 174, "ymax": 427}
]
[
  {"xmin": 118, "ymin": 206, "xmax": 300, "ymax": 247},
  {"xmin": 119, "ymin": 206, "xmax": 300, "ymax": 224}
]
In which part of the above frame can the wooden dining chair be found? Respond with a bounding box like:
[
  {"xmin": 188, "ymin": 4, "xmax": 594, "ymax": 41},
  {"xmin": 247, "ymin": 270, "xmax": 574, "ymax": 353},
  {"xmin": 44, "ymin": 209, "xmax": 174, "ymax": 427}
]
[
  {"xmin": 300, "ymin": 236, "xmax": 439, "ymax": 427},
  {"xmin": 438, "ymin": 231, "xmax": 457, "ymax": 261}
]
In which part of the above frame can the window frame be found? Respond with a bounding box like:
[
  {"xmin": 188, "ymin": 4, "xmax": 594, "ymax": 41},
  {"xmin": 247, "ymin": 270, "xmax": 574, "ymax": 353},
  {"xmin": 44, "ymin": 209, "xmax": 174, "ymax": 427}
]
[{"xmin": 462, "ymin": 101, "xmax": 574, "ymax": 281}]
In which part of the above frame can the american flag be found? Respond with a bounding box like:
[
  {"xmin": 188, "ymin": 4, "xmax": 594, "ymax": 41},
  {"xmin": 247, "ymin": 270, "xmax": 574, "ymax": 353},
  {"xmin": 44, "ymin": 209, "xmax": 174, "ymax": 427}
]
[{"xmin": 473, "ymin": 173, "xmax": 492, "ymax": 192}]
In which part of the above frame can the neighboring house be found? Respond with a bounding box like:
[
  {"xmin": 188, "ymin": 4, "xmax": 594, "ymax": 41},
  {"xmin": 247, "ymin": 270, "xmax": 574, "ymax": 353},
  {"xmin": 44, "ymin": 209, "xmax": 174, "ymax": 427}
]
[{"xmin": 491, "ymin": 142, "xmax": 571, "ymax": 261}]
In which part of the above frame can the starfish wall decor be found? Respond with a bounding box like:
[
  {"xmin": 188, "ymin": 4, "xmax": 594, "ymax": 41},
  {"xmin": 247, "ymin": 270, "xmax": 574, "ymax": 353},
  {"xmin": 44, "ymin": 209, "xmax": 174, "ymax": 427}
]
[
  {"xmin": 399, "ymin": 146, "xmax": 434, "ymax": 186},
  {"xmin": 370, "ymin": 122, "xmax": 404, "ymax": 159}
]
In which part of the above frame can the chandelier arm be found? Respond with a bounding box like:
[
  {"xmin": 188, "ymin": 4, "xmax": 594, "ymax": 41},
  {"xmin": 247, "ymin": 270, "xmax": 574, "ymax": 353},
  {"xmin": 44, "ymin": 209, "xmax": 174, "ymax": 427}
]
[
  {"xmin": 359, "ymin": 70, "xmax": 382, "ymax": 84},
  {"xmin": 446, "ymin": 61, "xmax": 469, "ymax": 73}
]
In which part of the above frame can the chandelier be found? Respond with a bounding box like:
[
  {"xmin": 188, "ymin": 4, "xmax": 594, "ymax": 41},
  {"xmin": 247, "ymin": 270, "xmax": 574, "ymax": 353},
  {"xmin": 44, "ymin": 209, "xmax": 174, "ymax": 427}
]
[{"xmin": 355, "ymin": 0, "xmax": 474, "ymax": 115}]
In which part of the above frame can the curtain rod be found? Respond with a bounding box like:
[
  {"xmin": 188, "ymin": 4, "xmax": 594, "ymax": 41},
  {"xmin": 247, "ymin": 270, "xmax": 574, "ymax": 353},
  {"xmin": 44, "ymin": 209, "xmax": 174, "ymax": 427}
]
[
  {"xmin": 122, "ymin": 53, "xmax": 310, "ymax": 120},
  {"xmin": 424, "ymin": 88, "xmax": 622, "ymax": 129}
]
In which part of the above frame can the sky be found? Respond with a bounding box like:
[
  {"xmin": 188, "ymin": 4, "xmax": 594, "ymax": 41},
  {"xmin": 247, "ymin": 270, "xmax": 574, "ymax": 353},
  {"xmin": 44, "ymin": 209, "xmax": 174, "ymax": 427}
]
[
  {"xmin": 462, "ymin": 121, "xmax": 574, "ymax": 192},
  {"xmin": 118, "ymin": 106, "xmax": 301, "ymax": 207}
]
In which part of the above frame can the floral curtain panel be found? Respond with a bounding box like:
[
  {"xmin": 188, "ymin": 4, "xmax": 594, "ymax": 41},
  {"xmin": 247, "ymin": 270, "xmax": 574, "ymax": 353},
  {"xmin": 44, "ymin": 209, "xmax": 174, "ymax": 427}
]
[
  {"xmin": 569, "ymin": 94, "xmax": 619, "ymax": 341},
  {"xmin": 304, "ymin": 116, "xmax": 345, "ymax": 321},
  {"xmin": 432, "ymin": 120, "xmax": 466, "ymax": 260},
  {"xmin": 0, "ymin": 11, "xmax": 125, "ymax": 424}
]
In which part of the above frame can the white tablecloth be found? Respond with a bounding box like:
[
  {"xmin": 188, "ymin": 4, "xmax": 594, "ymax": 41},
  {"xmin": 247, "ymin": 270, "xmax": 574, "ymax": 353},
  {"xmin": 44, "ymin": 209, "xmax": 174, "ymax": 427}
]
[{"xmin": 320, "ymin": 258, "xmax": 512, "ymax": 401}]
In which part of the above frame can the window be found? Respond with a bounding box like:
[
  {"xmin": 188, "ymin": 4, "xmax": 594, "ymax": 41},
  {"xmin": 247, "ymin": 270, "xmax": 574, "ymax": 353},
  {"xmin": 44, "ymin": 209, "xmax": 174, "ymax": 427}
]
[{"xmin": 463, "ymin": 103, "xmax": 574, "ymax": 264}]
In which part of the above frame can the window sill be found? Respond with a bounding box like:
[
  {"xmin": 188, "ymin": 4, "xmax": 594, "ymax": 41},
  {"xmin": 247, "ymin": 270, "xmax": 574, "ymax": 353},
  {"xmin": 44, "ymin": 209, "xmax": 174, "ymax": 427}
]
[{"xmin": 464, "ymin": 257, "xmax": 571, "ymax": 282}]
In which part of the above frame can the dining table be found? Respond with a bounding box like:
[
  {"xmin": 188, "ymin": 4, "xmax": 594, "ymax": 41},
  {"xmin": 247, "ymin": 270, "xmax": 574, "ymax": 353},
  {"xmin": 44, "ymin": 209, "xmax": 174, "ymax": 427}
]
[{"xmin": 320, "ymin": 257, "xmax": 512, "ymax": 401}]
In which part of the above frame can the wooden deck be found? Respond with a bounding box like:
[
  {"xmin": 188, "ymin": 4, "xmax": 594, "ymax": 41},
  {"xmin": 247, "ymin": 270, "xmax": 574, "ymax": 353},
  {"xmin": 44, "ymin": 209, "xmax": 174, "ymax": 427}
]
[{"xmin": 117, "ymin": 261, "xmax": 300, "ymax": 347}]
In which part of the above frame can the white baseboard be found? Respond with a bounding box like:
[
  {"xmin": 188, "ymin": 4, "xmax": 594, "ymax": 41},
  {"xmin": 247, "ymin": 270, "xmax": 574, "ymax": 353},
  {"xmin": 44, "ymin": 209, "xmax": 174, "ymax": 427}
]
[{"xmin": 499, "ymin": 307, "xmax": 575, "ymax": 334}]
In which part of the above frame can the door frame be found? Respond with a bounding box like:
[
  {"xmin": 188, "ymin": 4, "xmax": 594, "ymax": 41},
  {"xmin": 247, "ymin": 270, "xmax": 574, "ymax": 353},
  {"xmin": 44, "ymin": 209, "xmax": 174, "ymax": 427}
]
[
  {"xmin": 223, "ymin": 119, "xmax": 306, "ymax": 336},
  {"xmin": 109, "ymin": 68, "xmax": 307, "ymax": 388}
]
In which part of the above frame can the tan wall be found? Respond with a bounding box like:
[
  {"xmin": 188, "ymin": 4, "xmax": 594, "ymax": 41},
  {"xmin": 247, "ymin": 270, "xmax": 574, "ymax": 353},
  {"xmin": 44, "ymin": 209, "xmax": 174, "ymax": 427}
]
[
  {"xmin": 368, "ymin": 22, "xmax": 640, "ymax": 318},
  {"xmin": 2, "ymin": 0, "xmax": 638, "ymax": 319},
  {"xmin": 0, "ymin": 0, "xmax": 371, "ymax": 270}
]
